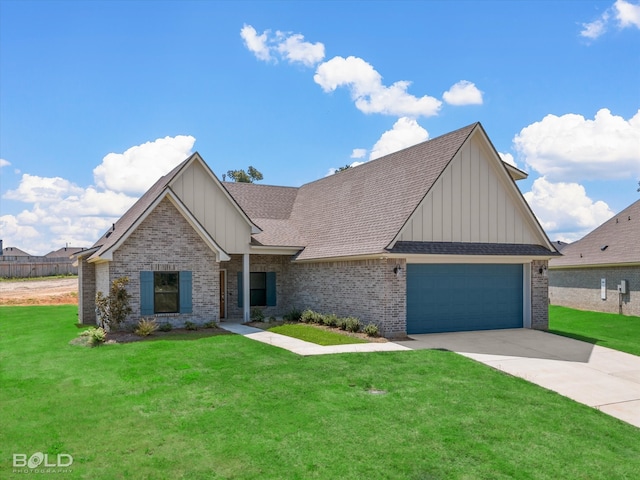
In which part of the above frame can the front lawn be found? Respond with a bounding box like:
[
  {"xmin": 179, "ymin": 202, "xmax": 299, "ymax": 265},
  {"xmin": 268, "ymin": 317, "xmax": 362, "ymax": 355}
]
[
  {"xmin": 1, "ymin": 306, "xmax": 639, "ymax": 479},
  {"xmin": 549, "ymin": 305, "xmax": 640, "ymax": 356},
  {"xmin": 267, "ymin": 323, "xmax": 368, "ymax": 345}
]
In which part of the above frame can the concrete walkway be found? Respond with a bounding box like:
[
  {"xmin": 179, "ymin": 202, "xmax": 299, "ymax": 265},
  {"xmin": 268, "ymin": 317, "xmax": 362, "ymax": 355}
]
[
  {"xmin": 396, "ymin": 329, "xmax": 640, "ymax": 429},
  {"xmin": 219, "ymin": 322, "xmax": 410, "ymax": 356}
]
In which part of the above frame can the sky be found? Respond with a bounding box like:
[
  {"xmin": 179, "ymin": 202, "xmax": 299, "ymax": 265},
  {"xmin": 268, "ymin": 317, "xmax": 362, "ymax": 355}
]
[{"xmin": 0, "ymin": 0, "xmax": 639, "ymax": 255}]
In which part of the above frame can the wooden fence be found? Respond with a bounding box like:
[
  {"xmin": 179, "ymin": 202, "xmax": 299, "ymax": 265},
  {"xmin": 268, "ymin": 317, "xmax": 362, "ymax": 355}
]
[{"xmin": 0, "ymin": 256, "xmax": 78, "ymax": 278}]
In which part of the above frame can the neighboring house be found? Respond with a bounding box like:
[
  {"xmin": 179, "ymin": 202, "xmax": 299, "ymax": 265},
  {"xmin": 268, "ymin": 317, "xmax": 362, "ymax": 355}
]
[
  {"xmin": 1, "ymin": 245, "xmax": 84, "ymax": 278},
  {"xmin": 76, "ymin": 123, "xmax": 558, "ymax": 337},
  {"xmin": 549, "ymin": 200, "xmax": 639, "ymax": 316},
  {"xmin": 2, "ymin": 247, "xmax": 33, "ymax": 257},
  {"xmin": 45, "ymin": 246, "xmax": 85, "ymax": 258}
]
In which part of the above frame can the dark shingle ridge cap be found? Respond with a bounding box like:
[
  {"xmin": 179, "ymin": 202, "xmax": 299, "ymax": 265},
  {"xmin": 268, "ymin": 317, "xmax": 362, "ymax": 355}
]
[{"xmin": 388, "ymin": 241, "xmax": 560, "ymax": 256}]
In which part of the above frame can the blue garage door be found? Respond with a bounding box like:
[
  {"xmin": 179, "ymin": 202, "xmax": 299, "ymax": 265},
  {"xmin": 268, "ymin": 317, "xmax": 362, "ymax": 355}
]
[{"xmin": 407, "ymin": 264, "xmax": 523, "ymax": 334}]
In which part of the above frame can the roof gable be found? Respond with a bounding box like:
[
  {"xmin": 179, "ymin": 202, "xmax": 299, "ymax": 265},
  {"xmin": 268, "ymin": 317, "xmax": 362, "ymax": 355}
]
[
  {"xmin": 169, "ymin": 156, "xmax": 259, "ymax": 254},
  {"xmin": 89, "ymin": 153, "xmax": 235, "ymax": 261},
  {"xmin": 550, "ymin": 200, "xmax": 640, "ymax": 267},
  {"xmin": 391, "ymin": 126, "xmax": 554, "ymax": 251}
]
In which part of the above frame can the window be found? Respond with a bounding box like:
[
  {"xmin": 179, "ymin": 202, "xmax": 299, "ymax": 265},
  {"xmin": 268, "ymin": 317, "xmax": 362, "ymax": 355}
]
[
  {"xmin": 237, "ymin": 272, "xmax": 276, "ymax": 308},
  {"xmin": 154, "ymin": 272, "xmax": 179, "ymax": 313},
  {"xmin": 250, "ymin": 272, "xmax": 266, "ymax": 306},
  {"xmin": 140, "ymin": 271, "xmax": 192, "ymax": 316}
]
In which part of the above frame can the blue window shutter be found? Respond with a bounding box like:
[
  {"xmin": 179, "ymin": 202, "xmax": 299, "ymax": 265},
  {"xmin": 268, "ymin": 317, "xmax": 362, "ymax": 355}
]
[
  {"xmin": 237, "ymin": 272, "xmax": 243, "ymax": 308},
  {"xmin": 266, "ymin": 272, "xmax": 276, "ymax": 306},
  {"xmin": 179, "ymin": 271, "xmax": 192, "ymax": 314},
  {"xmin": 140, "ymin": 271, "xmax": 154, "ymax": 315}
]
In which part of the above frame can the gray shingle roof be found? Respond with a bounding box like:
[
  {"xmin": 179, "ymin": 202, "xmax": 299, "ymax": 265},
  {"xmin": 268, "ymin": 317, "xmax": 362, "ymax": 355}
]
[
  {"xmin": 390, "ymin": 241, "xmax": 560, "ymax": 256},
  {"xmin": 550, "ymin": 200, "xmax": 640, "ymax": 267},
  {"xmin": 89, "ymin": 155, "xmax": 193, "ymax": 258},
  {"xmin": 88, "ymin": 122, "xmax": 556, "ymax": 262},
  {"xmin": 288, "ymin": 123, "xmax": 479, "ymax": 260}
]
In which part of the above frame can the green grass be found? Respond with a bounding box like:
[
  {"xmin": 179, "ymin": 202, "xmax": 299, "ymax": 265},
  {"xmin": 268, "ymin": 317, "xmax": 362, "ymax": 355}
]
[
  {"xmin": 1, "ymin": 306, "xmax": 639, "ymax": 479},
  {"xmin": 549, "ymin": 305, "xmax": 640, "ymax": 356},
  {"xmin": 267, "ymin": 323, "xmax": 367, "ymax": 345}
]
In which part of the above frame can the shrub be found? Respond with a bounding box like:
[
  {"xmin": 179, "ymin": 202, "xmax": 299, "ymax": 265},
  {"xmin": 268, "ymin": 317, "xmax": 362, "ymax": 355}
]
[
  {"xmin": 300, "ymin": 309, "xmax": 315, "ymax": 323},
  {"xmin": 184, "ymin": 321, "xmax": 198, "ymax": 331},
  {"xmin": 95, "ymin": 276, "xmax": 132, "ymax": 331},
  {"xmin": 203, "ymin": 321, "xmax": 218, "ymax": 329},
  {"xmin": 134, "ymin": 319, "xmax": 158, "ymax": 337},
  {"xmin": 336, "ymin": 317, "xmax": 347, "ymax": 331},
  {"xmin": 158, "ymin": 322, "xmax": 172, "ymax": 332},
  {"xmin": 324, "ymin": 314, "xmax": 339, "ymax": 327},
  {"xmin": 344, "ymin": 317, "xmax": 361, "ymax": 333},
  {"xmin": 80, "ymin": 327, "xmax": 106, "ymax": 346},
  {"xmin": 283, "ymin": 308, "xmax": 302, "ymax": 322},
  {"xmin": 251, "ymin": 308, "xmax": 265, "ymax": 322},
  {"xmin": 364, "ymin": 323, "xmax": 379, "ymax": 337},
  {"xmin": 268, "ymin": 316, "xmax": 277, "ymax": 323}
]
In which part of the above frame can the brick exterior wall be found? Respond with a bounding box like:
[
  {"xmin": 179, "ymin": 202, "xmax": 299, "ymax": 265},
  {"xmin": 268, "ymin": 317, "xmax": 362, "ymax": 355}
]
[
  {"xmin": 288, "ymin": 258, "xmax": 407, "ymax": 338},
  {"xmin": 106, "ymin": 198, "xmax": 220, "ymax": 328},
  {"xmin": 549, "ymin": 266, "xmax": 639, "ymax": 316},
  {"xmin": 531, "ymin": 260, "xmax": 549, "ymax": 330},
  {"xmin": 78, "ymin": 257, "xmax": 96, "ymax": 324}
]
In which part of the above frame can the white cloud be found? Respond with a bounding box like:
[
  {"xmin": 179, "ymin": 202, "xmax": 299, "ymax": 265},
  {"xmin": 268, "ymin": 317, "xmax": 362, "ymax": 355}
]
[
  {"xmin": 514, "ymin": 108, "xmax": 640, "ymax": 182},
  {"xmin": 351, "ymin": 148, "xmax": 366, "ymax": 159},
  {"xmin": 581, "ymin": 15, "xmax": 609, "ymax": 39},
  {"xmin": 314, "ymin": 56, "xmax": 442, "ymax": 117},
  {"xmin": 580, "ymin": 0, "xmax": 640, "ymax": 39},
  {"xmin": 498, "ymin": 152, "xmax": 517, "ymax": 167},
  {"xmin": 615, "ymin": 0, "xmax": 640, "ymax": 28},
  {"xmin": 524, "ymin": 177, "xmax": 615, "ymax": 241},
  {"xmin": 0, "ymin": 158, "xmax": 10, "ymax": 168},
  {"xmin": 442, "ymin": 80, "xmax": 483, "ymax": 106},
  {"xmin": 241, "ymin": 25, "xmax": 325, "ymax": 66},
  {"xmin": 370, "ymin": 117, "xmax": 429, "ymax": 160},
  {"xmin": 240, "ymin": 24, "xmax": 272, "ymax": 62},
  {"xmin": 276, "ymin": 32, "xmax": 325, "ymax": 66},
  {"xmin": 93, "ymin": 135, "xmax": 195, "ymax": 195},
  {"xmin": 1, "ymin": 135, "xmax": 195, "ymax": 255},
  {"xmin": 4, "ymin": 174, "xmax": 84, "ymax": 203}
]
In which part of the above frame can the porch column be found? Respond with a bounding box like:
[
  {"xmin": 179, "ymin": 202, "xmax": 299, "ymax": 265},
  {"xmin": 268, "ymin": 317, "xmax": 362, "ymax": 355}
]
[{"xmin": 243, "ymin": 253, "xmax": 250, "ymax": 322}]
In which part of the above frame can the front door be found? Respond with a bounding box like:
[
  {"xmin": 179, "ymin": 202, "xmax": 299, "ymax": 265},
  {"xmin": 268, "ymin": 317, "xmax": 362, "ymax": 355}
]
[{"xmin": 219, "ymin": 270, "xmax": 226, "ymax": 319}]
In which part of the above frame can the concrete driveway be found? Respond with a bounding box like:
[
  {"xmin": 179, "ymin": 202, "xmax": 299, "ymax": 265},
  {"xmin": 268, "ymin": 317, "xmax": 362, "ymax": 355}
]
[{"xmin": 395, "ymin": 329, "xmax": 640, "ymax": 429}]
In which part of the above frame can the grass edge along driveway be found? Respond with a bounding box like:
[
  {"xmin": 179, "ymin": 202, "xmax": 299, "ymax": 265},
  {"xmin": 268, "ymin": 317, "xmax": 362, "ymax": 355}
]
[
  {"xmin": 1, "ymin": 305, "xmax": 639, "ymax": 479},
  {"xmin": 549, "ymin": 305, "xmax": 640, "ymax": 357}
]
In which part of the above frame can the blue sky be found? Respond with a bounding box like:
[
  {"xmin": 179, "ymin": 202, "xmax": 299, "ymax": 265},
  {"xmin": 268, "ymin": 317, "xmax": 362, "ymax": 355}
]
[{"xmin": 1, "ymin": 0, "xmax": 639, "ymax": 255}]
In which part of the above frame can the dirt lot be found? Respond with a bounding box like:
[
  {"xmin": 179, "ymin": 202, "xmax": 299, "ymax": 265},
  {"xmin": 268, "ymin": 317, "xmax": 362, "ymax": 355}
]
[{"xmin": 0, "ymin": 277, "xmax": 78, "ymax": 306}]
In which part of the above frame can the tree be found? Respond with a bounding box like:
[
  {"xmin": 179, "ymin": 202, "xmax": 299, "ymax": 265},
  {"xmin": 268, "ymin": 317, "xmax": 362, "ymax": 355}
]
[
  {"xmin": 95, "ymin": 276, "xmax": 132, "ymax": 330},
  {"xmin": 226, "ymin": 166, "xmax": 263, "ymax": 183},
  {"xmin": 637, "ymin": 180, "xmax": 639, "ymax": 192}
]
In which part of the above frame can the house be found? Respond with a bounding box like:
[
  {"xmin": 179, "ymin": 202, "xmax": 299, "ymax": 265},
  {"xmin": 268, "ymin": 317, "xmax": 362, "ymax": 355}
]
[
  {"xmin": 76, "ymin": 123, "xmax": 558, "ymax": 337},
  {"xmin": 549, "ymin": 200, "xmax": 639, "ymax": 316},
  {"xmin": 45, "ymin": 246, "xmax": 85, "ymax": 258}
]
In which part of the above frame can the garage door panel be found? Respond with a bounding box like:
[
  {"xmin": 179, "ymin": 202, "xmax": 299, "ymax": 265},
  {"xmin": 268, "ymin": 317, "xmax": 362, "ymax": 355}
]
[{"xmin": 407, "ymin": 264, "xmax": 523, "ymax": 334}]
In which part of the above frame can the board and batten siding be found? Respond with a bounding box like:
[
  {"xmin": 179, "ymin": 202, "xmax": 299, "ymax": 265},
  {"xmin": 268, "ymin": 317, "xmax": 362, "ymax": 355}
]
[
  {"xmin": 397, "ymin": 135, "xmax": 541, "ymax": 245},
  {"xmin": 170, "ymin": 160, "xmax": 252, "ymax": 254}
]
